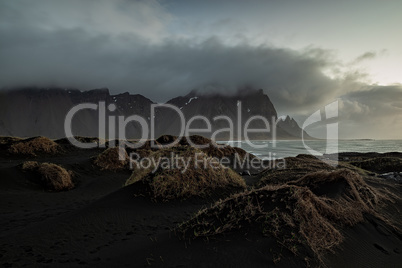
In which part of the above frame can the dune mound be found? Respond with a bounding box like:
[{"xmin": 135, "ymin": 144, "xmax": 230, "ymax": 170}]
[
  {"xmin": 350, "ymin": 157, "xmax": 402, "ymax": 173},
  {"xmin": 55, "ymin": 136, "xmax": 102, "ymax": 146},
  {"xmin": 124, "ymin": 140, "xmax": 162, "ymax": 160},
  {"xmin": 183, "ymin": 135, "xmax": 251, "ymax": 160},
  {"xmin": 126, "ymin": 147, "xmax": 246, "ymax": 201},
  {"xmin": 135, "ymin": 140, "xmax": 162, "ymax": 150},
  {"xmin": 202, "ymin": 143, "xmax": 250, "ymax": 159},
  {"xmin": 156, "ymin": 134, "xmax": 209, "ymax": 146},
  {"xmin": 156, "ymin": 135, "xmax": 212, "ymax": 147},
  {"xmin": 8, "ymin": 136, "xmax": 61, "ymax": 156},
  {"xmin": 21, "ymin": 161, "xmax": 74, "ymax": 191},
  {"xmin": 0, "ymin": 136, "xmax": 23, "ymax": 145},
  {"xmin": 258, "ymin": 154, "xmax": 335, "ymax": 186},
  {"xmin": 156, "ymin": 135, "xmax": 180, "ymax": 145},
  {"xmin": 156, "ymin": 135, "xmax": 249, "ymax": 158},
  {"xmin": 94, "ymin": 147, "xmax": 128, "ymax": 170},
  {"xmin": 155, "ymin": 134, "xmax": 212, "ymax": 146},
  {"xmin": 179, "ymin": 135, "xmax": 212, "ymax": 146},
  {"xmin": 128, "ymin": 136, "xmax": 254, "ymax": 170},
  {"xmin": 0, "ymin": 136, "xmax": 23, "ymax": 152},
  {"xmin": 179, "ymin": 169, "xmax": 389, "ymax": 263},
  {"xmin": 289, "ymin": 169, "xmax": 380, "ymax": 210}
]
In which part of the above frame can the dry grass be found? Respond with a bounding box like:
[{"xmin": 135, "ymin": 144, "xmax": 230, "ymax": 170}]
[
  {"xmin": 94, "ymin": 147, "xmax": 129, "ymax": 170},
  {"xmin": 0, "ymin": 136, "xmax": 23, "ymax": 145},
  {"xmin": 126, "ymin": 135, "xmax": 254, "ymax": 170},
  {"xmin": 124, "ymin": 140, "xmax": 162, "ymax": 160},
  {"xmin": 156, "ymin": 135, "xmax": 212, "ymax": 147},
  {"xmin": 126, "ymin": 147, "xmax": 246, "ymax": 201},
  {"xmin": 55, "ymin": 136, "xmax": 103, "ymax": 146},
  {"xmin": 290, "ymin": 169, "xmax": 381, "ymax": 212},
  {"xmin": 180, "ymin": 135, "xmax": 212, "ymax": 146},
  {"xmin": 135, "ymin": 140, "xmax": 162, "ymax": 150},
  {"xmin": 202, "ymin": 143, "xmax": 250, "ymax": 160},
  {"xmin": 179, "ymin": 169, "xmax": 391, "ymax": 264},
  {"xmin": 9, "ymin": 136, "xmax": 61, "ymax": 156},
  {"xmin": 183, "ymin": 135, "xmax": 251, "ymax": 160},
  {"xmin": 156, "ymin": 135, "xmax": 180, "ymax": 145},
  {"xmin": 350, "ymin": 157, "xmax": 402, "ymax": 173},
  {"xmin": 21, "ymin": 161, "xmax": 74, "ymax": 191},
  {"xmin": 155, "ymin": 135, "xmax": 250, "ymax": 158},
  {"xmin": 21, "ymin": 160, "xmax": 40, "ymax": 170},
  {"xmin": 258, "ymin": 154, "xmax": 336, "ymax": 186}
]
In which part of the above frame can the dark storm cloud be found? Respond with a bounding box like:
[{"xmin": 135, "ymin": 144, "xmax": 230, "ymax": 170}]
[
  {"xmin": 340, "ymin": 84, "xmax": 402, "ymax": 118},
  {"xmin": 1, "ymin": 0, "xmax": 401, "ymax": 138},
  {"xmin": 345, "ymin": 84, "xmax": 402, "ymax": 103},
  {"xmin": 335, "ymin": 84, "xmax": 402, "ymax": 138},
  {"xmin": 0, "ymin": 1, "xmax": 342, "ymax": 116}
]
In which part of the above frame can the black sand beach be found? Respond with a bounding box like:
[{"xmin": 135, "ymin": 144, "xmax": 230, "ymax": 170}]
[{"xmin": 0, "ymin": 136, "xmax": 401, "ymax": 267}]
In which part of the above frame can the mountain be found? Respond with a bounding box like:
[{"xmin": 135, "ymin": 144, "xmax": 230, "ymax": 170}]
[
  {"xmin": 277, "ymin": 115, "xmax": 310, "ymax": 139},
  {"xmin": 0, "ymin": 87, "xmax": 312, "ymax": 140},
  {"xmin": 0, "ymin": 87, "xmax": 154, "ymax": 139},
  {"xmin": 157, "ymin": 89, "xmax": 312, "ymax": 140}
]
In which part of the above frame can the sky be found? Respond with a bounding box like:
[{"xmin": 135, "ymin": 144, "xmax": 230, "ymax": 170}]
[{"xmin": 0, "ymin": 0, "xmax": 401, "ymax": 139}]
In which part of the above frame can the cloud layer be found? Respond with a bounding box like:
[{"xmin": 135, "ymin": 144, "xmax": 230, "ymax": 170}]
[{"xmin": 1, "ymin": 0, "xmax": 401, "ymax": 139}]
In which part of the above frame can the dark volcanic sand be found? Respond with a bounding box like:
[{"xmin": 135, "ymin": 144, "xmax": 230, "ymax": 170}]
[{"xmin": 0, "ymin": 142, "xmax": 401, "ymax": 267}]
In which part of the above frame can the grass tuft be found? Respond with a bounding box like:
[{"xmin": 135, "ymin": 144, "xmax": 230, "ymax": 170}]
[
  {"xmin": 179, "ymin": 169, "xmax": 394, "ymax": 264},
  {"xmin": 350, "ymin": 157, "xmax": 402, "ymax": 173},
  {"xmin": 126, "ymin": 146, "xmax": 246, "ymax": 201},
  {"xmin": 258, "ymin": 154, "xmax": 335, "ymax": 186},
  {"xmin": 9, "ymin": 136, "xmax": 61, "ymax": 156},
  {"xmin": 94, "ymin": 147, "xmax": 128, "ymax": 170},
  {"xmin": 21, "ymin": 161, "xmax": 74, "ymax": 191}
]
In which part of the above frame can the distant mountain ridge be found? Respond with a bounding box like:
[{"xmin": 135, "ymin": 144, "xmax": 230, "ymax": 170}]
[{"xmin": 0, "ymin": 87, "xmax": 312, "ymax": 140}]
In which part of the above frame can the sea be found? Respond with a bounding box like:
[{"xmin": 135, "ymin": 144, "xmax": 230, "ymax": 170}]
[{"xmin": 222, "ymin": 140, "xmax": 402, "ymax": 160}]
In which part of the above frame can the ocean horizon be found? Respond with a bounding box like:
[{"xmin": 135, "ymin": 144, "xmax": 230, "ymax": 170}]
[{"xmin": 223, "ymin": 139, "xmax": 402, "ymax": 159}]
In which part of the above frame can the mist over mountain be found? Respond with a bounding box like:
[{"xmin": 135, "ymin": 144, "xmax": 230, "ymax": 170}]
[{"xmin": 0, "ymin": 87, "xmax": 310, "ymax": 140}]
